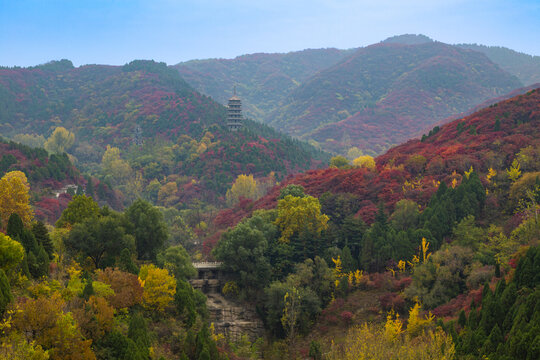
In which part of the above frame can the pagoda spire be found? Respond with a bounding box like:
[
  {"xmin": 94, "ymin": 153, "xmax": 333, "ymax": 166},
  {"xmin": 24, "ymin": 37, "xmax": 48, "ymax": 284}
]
[{"xmin": 226, "ymin": 87, "xmax": 243, "ymax": 131}]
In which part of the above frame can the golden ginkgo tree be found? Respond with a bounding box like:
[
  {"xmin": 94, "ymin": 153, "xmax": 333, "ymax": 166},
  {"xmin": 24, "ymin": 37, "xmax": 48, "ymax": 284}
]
[
  {"xmin": 0, "ymin": 171, "xmax": 33, "ymax": 229},
  {"xmin": 274, "ymin": 195, "xmax": 329, "ymax": 243}
]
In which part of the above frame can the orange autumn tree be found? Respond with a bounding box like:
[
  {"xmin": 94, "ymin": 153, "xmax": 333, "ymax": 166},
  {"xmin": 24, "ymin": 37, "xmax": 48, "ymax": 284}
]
[
  {"xmin": 96, "ymin": 268, "xmax": 143, "ymax": 310},
  {"xmin": 9, "ymin": 293, "xmax": 96, "ymax": 360},
  {"xmin": 0, "ymin": 171, "xmax": 33, "ymax": 229},
  {"xmin": 72, "ymin": 296, "xmax": 114, "ymax": 342}
]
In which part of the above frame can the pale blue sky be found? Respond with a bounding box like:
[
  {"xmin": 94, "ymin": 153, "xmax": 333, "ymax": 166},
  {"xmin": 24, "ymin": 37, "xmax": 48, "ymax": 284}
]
[{"xmin": 1, "ymin": 0, "xmax": 539, "ymax": 67}]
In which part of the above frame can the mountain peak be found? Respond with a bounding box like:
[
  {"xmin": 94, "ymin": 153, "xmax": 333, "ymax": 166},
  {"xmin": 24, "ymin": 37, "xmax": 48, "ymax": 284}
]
[
  {"xmin": 382, "ymin": 34, "xmax": 433, "ymax": 45},
  {"xmin": 34, "ymin": 59, "xmax": 75, "ymax": 72}
]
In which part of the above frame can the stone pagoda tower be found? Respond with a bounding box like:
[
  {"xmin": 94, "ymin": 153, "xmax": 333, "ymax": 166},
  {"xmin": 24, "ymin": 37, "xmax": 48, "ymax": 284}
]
[{"xmin": 226, "ymin": 87, "xmax": 243, "ymax": 131}]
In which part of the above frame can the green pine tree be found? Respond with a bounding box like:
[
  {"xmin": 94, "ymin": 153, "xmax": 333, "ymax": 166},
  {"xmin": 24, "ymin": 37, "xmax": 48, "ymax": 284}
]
[
  {"xmin": 36, "ymin": 245, "xmax": 50, "ymax": 277},
  {"xmin": 32, "ymin": 221, "xmax": 54, "ymax": 257},
  {"xmin": 128, "ymin": 313, "xmax": 150, "ymax": 349},
  {"xmin": 123, "ymin": 339, "xmax": 147, "ymax": 360},
  {"xmin": 27, "ymin": 251, "xmax": 39, "ymax": 278},
  {"xmin": 458, "ymin": 310, "xmax": 467, "ymax": 328},
  {"xmin": 198, "ymin": 347, "xmax": 210, "ymax": 360},
  {"xmin": 340, "ymin": 246, "xmax": 356, "ymax": 273},
  {"xmin": 6, "ymin": 213, "xmax": 24, "ymax": 239},
  {"xmin": 119, "ymin": 248, "xmax": 139, "ymax": 274}
]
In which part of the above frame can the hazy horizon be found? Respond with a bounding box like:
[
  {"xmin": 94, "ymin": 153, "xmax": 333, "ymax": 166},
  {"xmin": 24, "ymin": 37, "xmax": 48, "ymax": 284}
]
[{"xmin": 1, "ymin": 0, "xmax": 539, "ymax": 67}]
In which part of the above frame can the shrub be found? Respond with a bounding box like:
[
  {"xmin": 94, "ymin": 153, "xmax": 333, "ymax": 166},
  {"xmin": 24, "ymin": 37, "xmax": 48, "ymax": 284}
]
[{"xmin": 341, "ymin": 311, "xmax": 353, "ymax": 324}]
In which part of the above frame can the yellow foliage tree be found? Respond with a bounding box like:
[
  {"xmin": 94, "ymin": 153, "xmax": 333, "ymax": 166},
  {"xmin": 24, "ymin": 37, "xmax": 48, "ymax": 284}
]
[
  {"xmin": 406, "ymin": 302, "xmax": 434, "ymax": 338},
  {"xmin": 0, "ymin": 171, "xmax": 33, "ymax": 229},
  {"xmin": 124, "ymin": 171, "xmax": 144, "ymax": 201},
  {"xmin": 44, "ymin": 127, "xmax": 75, "ymax": 154},
  {"xmin": 330, "ymin": 155, "xmax": 350, "ymax": 169},
  {"xmin": 332, "ymin": 256, "xmax": 343, "ymax": 278},
  {"xmin": 506, "ymin": 159, "xmax": 522, "ymax": 182},
  {"xmin": 281, "ymin": 287, "xmax": 301, "ymax": 345},
  {"xmin": 420, "ymin": 237, "xmax": 431, "ymax": 263},
  {"xmin": 384, "ymin": 310, "xmax": 403, "ymax": 341},
  {"xmin": 274, "ymin": 195, "xmax": 329, "ymax": 243},
  {"xmin": 157, "ymin": 182, "xmax": 178, "ymax": 206},
  {"xmin": 486, "ymin": 167, "xmax": 497, "ymax": 183},
  {"xmin": 138, "ymin": 264, "xmax": 176, "ymax": 312},
  {"xmin": 407, "ymin": 238, "xmax": 431, "ymax": 269},
  {"xmin": 353, "ymin": 269, "xmax": 364, "ymax": 286},
  {"xmin": 196, "ymin": 142, "xmax": 207, "ymax": 154},
  {"xmin": 327, "ymin": 323, "xmax": 455, "ymax": 360},
  {"xmin": 0, "ymin": 332, "xmax": 49, "ymax": 360},
  {"xmin": 353, "ymin": 155, "xmax": 376, "ymax": 170},
  {"xmin": 464, "ymin": 166, "xmax": 474, "ymax": 180},
  {"xmin": 226, "ymin": 174, "xmax": 260, "ymax": 206},
  {"xmin": 101, "ymin": 145, "xmax": 132, "ymax": 184},
  {"xmin": 0, "ymin": 233, "xmax": 24, "ymax": 273}
]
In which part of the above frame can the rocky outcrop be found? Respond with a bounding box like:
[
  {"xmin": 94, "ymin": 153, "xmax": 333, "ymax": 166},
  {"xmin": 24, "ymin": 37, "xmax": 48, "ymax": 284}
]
[
  {"xmin": 190, "ymin": 262, "xmax": 265, "ymax": 341},
  {"xmin": 206, "ymin": 292, "xmax": 265, "ymax": 341}
]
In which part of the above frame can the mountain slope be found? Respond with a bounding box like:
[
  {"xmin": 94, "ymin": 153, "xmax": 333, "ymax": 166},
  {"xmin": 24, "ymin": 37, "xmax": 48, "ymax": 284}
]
[
  {"xmin": 173, "ymin": 48, "xmax": 354, "ymax": 121},
  {"xmin": 0, "ymin": 60, "xmax": 224, "ymax": 143},
  {"xmin": 378, "ymin": 87, "xmax": 540, "ymax": 172},
  {"xmin": 213, "ymin": 87, "xmax": 540, "ymax": 230},
  {"xmin": 0, "ymin": 137, "xmax": 80, "ymax": 190},
  {"xmin": 423, "ymin": 82, "xmax": 540, "ymax": 134},
  {"xmin": 0, "ymin": 60, "xmax": 327, "ymax": 202},
  {"xmin": 458, "ymin": 43, "xmax": 540, "ymax": 85},
  {"xmin": 279, "ymin": 41, "xmax": 522, "ymax": 154},
  {"xmin": 172, "ymin": 36, "xmax": 527, "ymax": 156}
]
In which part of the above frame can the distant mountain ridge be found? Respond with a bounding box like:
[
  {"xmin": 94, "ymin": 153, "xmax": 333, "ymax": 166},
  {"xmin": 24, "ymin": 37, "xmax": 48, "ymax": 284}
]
[
  {"xmin": 172, "ymin": 35, "xmax": 535, "ymax": 155},
  {"xmin": 457, "ymin": 43, "xmax": 540, "ymax": 85},
  {"xmin": 174, "ymin": 48, "xmax": 355, "ymax": 121},
  {"xmin": 280, "ymin": 41, "xmax": 522, "ymax": 153}
]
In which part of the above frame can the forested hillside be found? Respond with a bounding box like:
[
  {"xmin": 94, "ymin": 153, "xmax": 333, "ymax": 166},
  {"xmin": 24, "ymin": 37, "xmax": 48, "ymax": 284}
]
[
  {"xmin": 0, "ymin": 137, "xmax": 121, "ymax": 224},
  {"xmin": 301, "ymin": 41, "xmax": 522, "ymax": 154},
  {"xmin": 0, "ymin": 60, "xmax": 327, "ymax": 209},
  {"xmin": 214, "ymin": 87, "xmax": 540, "ymax": 230}
]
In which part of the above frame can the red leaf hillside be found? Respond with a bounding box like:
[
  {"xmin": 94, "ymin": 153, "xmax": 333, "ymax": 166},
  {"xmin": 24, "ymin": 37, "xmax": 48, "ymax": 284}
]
[{"xmin": 212, "ymin": 87, "xmax": 540, "ymax": 232}]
